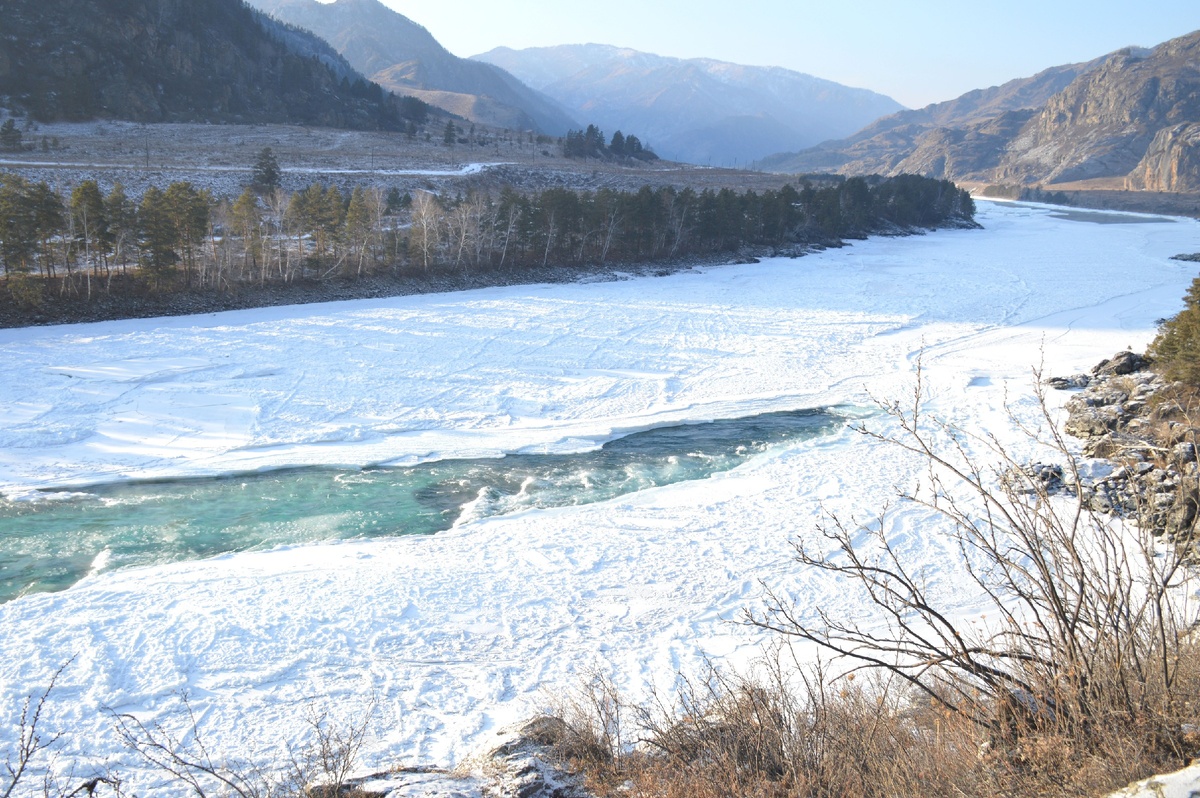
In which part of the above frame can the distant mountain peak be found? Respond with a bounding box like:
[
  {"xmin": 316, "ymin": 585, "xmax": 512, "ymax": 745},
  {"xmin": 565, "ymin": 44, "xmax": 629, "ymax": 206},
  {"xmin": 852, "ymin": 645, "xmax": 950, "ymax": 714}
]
[
  {"xmin": 471, "ymin": 43, "xmax": 903, "ymax": 165},
  {"xmin": 244, "ymin": 0, "xmax": 577, "ymax": 133}
]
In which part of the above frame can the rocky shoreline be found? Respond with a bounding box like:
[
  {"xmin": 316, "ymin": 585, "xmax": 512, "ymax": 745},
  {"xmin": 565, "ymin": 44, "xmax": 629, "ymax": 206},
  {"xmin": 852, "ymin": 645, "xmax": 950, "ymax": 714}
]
[
  {"xmin": 306, "ymin": 718, "xmax": 592, "ymax": 798},
  {"xmin": 1045, "ymin": 351, "xmax": 1199, "ymax": 543}
]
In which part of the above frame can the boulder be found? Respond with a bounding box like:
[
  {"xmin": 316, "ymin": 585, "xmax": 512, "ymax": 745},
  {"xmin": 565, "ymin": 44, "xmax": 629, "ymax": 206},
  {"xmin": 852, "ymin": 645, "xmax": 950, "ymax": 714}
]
[
  {"xmin": 1171, "ymin": 441, "xmax": 1197, "ymax": 465},
  {"xmin": 1046, "ymin": 374, "xmax": 1091, "ymax": 390},
  {"xmin": 320, "ymin": 718, "xmax": 595, "ymax": 798},
  {"xmin": 1092, "ymin": 350, "xmax": 1149, "ymax": 377},
  {"xmin": 1065, "ymin": 406, "xmax": 1122, "ymax": 438},
  {"xmin": 1004, "ymin": 463, "xmax": 1066, "ymax": 494}
]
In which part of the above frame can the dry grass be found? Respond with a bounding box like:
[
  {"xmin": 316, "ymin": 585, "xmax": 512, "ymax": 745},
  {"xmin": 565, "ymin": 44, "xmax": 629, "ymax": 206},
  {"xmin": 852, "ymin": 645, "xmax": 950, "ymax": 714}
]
[
  {"xmin": 545, "ymin": 643, "xmax": 1200, "ymax": 798},
  {"xmin": 545, "ymin": 375, "xmax": 1200, "ymax": 797}
]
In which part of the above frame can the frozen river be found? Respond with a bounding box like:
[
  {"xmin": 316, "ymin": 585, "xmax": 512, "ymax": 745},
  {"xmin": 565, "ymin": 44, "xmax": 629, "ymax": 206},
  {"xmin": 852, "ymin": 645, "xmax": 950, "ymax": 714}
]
[{"xmin": 0, "ymin": 201, "xmax": 1197, "ymax": 790}]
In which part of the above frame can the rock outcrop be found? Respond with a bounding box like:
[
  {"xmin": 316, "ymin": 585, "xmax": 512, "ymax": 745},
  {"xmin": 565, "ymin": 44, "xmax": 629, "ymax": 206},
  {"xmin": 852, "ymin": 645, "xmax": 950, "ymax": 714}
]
[
  {"xmin": 1127, "ymin": 122, "xmax": 1200, "ymax": 191},
  {"xmin": 1048, "ymin": 355, "xmax": 1200, "ymax": 542},
  {"xmin": 761, "ymin": 30, "xmax": 1200, "ymax": 195},
  {"xmin": 326, "ymin": 718, "xmax": 594, "ymax": 798}
]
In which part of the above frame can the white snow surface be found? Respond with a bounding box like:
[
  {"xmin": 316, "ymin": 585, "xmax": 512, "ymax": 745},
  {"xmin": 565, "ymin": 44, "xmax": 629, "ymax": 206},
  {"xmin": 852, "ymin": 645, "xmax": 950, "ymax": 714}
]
[
  {"xmin": 1, "ymin": 201, "xmax": 1199, "ymax": 790},
  {"xmin": 0, "ymin": 160, "xmax": 507, "ymax": 177},
  {"xmin": 1109, "ymin": 761, "xmax": 1200, "ymax": 798}
]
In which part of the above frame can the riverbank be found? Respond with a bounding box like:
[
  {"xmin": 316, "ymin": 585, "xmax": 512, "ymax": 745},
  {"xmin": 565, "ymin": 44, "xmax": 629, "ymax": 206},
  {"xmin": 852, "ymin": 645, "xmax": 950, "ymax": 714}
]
[
  {"xmin": 0, "ymin": 201, "xmax": 1195, "ymax": 793},
  {"xmin": 0, "ymin": 254, "xmax": 757, "ymax": 329},
  {"xmin": 0, "ymin": 217, "xmax": 989, "ymax": 330}
]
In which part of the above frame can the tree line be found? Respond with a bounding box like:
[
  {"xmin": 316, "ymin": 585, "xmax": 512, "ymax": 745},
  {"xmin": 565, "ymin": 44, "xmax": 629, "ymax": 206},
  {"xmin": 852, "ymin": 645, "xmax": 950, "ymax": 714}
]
[
  {"xmin": 0, "ymin": 172, "xmax": 974, "ymax": 305},
  {"xmin": 563, "ymin": 124, "xmax": 657, "ymax": 161}
]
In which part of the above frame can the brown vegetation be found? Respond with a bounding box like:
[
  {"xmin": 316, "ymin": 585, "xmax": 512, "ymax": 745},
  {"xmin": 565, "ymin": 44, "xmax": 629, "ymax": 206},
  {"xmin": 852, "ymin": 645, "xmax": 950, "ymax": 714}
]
[{"xmin": 541, "ymin": 377, "xmax": 1200, "ymax": 797}]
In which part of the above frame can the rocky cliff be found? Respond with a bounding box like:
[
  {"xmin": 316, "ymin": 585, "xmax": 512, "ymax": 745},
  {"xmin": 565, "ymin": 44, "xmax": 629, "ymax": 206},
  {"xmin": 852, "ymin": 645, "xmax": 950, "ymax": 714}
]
[
  {"xmin": 757, "ymin": 59, "xmax": 1100, "ymax": 175},
  {"xmin": 996, "ymin": 39, "xmax": 1200, "ymax": 184},
  {"xmin": 1127, "ymin": 122, "xmax": 1200, "ymax": 191},
  {"xmin": 761, "ymin": 30, "xmax": 1200, "ymax": 194}
]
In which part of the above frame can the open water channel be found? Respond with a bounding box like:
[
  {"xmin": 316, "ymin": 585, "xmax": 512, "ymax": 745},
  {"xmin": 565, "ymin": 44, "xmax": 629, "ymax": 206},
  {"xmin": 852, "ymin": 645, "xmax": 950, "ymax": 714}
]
[{"xmin": 0, "ymin": 407, "xmax": 847, "ymax": 603}]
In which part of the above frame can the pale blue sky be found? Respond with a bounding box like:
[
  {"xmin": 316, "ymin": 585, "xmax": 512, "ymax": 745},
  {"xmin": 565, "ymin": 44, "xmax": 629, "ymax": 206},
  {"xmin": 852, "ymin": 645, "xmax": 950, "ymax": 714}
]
[{"xmin": 376, "ymin": 0, "xmax": 1199, "ymax": 107}]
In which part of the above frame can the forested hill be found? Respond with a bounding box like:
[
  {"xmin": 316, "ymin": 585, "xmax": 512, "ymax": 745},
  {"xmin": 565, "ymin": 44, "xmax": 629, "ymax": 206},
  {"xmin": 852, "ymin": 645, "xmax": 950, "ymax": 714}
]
[
  {"xmin": 0, "ymin": 0, "xmax": 428, "ymax": 129},
  {"xmin": 244, "ymin": 0, "xmax": 578, "ymax": 135}
]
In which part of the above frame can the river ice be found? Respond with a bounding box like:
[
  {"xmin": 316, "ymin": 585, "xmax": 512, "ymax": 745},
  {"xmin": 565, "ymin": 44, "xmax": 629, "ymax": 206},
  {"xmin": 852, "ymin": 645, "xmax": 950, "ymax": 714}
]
[{"xmin": 1, "ymin": 201, "xmax": 1198, "ymax": 791}]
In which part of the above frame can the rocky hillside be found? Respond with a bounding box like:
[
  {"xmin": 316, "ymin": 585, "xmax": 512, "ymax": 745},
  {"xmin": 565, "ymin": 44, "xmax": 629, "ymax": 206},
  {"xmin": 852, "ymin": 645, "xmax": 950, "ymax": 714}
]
[
  {"xmin": 998, "ymin": 37, "xmax": 1200, "ymax": 185},
  {"xmin": 0, "ymin": 0, "xmax": 423, "ymax": 129},
  {"xmin": 473, "ymin": 44, "xmax": 904, "ymax": 166},
  {"xmin": 762, "ymin": 30, "xmax": 1200, "ymax": 193},
  {"xmin": 245, "ymin": 0, "xmax": 577, "ymax": 134},
  {"xmin": 759, "ymin": 59, "xmax": 1100, "ymax": 175}
]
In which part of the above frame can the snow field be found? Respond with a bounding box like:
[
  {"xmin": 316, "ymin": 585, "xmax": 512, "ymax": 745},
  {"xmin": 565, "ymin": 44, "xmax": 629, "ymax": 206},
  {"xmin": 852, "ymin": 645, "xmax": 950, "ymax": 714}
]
[{"xmin": 0, "ymin": 202, "xmax": 1198, "ymax": 791}]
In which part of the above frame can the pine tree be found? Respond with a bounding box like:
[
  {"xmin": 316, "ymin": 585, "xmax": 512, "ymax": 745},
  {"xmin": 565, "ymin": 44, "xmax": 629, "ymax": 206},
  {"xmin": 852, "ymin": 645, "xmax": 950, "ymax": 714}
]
[
  {"xmin": 138, "ymin": 186, "xmax": 179, "ymax": 285},
  {"xmin": 609, "ymin": 130, "xmax": 626, "ymax": 157},
  {"xmin": 163, "ymin": 182, "xmax": 211, "ymax": 284},
  {"xmin": 1150, "ymin": 277, "xmax": 1200, "ymax": 385},
  {"xmin": 251, "ymin": 147, "xmax": 282, "ymax": 196},
  {"xmin": 343, "ymin": 187, "xmax": 374, "ymax": 276},
  {"xmin": 231, "ymin": 188, "xmax": 263, "ymax": 276},
  {"xmin": 0, "ymin": 119, "xmax": 23, "ymax": 152},
  {"xmin": 29, "ymin": 182, "xmax": 64, "ymax": 276},
  {"xmin": 0, "ymin": 175, "xmax": 40, "ymax": 273}
]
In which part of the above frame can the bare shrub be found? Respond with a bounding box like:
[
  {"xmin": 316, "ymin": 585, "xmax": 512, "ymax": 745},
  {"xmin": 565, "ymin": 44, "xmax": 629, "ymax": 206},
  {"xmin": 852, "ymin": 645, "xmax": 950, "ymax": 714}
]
[
  {"xmin": 542, "ymin": 671, "xmax": 629, "ymax": 785},
  {"xmin": 113, "ymin": 696, "xmax": 282, "ymax": 798},
  {"xmin": 544, "ymin": 374, "xmax": 1200, "ymax": 797},
  {"xmin": 282, "ymin": 702, "xmax": 375, "ymax": 798},
  {"xmin": 750, "ymin": 373, "xmax": 1200, "ymax": 794},
  {"xmin": 545, "ymin": 655, "xmax": 987, "ymax": 798},
  {"xmin": 2, "ymin": 669, "xmax": 63, "ymax": 798},
  {"xmin": 113, "ymin": 694, "xmax": 376, "ymax": 797},
  {"xmin": 1, "ymin": 663, "xmax": 122, "ymax": 798}
]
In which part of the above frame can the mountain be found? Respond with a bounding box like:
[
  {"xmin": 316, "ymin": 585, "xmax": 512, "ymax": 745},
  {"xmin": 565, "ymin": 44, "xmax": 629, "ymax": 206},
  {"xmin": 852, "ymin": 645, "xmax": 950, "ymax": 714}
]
[
  {"xmin": 471, "ymin": 44, "xmax": 905, "ymax": 166},
  {"xmin": 999, "ymin": 37, "xmax": 1200, "ymax": 186},
  {"xmin": 757, "ymin": 58, "xmax": 1106, "ymax": 175},
  {"xmin": 0, "ymin": 0, "xmax": 424, "ymax": 129},
  {"xmin": 244, "ymin": 0, "xmax": 577, "ymax": 134},
  {"xmin": 760, "ymin": 30, "xmax": 1200, "ymax": 194}
]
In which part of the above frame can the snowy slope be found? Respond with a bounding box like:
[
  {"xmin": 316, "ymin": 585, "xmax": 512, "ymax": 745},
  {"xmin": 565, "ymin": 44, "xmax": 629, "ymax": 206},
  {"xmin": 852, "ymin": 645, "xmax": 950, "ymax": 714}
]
[{"xmin": 0, "ymin": 202, "xmax": 1198, "ymax": 791}]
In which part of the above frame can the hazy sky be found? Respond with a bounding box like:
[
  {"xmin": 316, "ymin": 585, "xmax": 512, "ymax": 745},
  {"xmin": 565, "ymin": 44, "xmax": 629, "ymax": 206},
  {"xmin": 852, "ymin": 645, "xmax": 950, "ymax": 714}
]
[{"xmin": 373, "ymin": 0, "xmax": 1199, "ymax": 107}]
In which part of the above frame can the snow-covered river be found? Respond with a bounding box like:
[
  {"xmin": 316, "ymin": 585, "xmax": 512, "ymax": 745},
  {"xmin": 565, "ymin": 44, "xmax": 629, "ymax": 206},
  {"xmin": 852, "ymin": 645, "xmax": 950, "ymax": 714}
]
[{"xmin": 0, "ymin": 201, "xmax": 1197, "ymax": 790}]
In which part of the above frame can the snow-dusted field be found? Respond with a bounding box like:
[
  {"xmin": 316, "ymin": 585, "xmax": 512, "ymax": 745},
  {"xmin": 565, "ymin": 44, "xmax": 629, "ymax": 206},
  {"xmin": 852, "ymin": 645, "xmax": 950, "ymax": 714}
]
[{"xmin": 1, "ymin": 201, "xmax": 1197, "ymax": 789}]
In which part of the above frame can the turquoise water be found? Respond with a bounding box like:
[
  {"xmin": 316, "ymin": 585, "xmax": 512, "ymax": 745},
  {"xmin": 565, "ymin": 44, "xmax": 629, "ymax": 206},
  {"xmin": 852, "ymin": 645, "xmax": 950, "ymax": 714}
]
[{"xmin": 0, "ymin": 408, "xmax": 844, "ymax": 603}]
